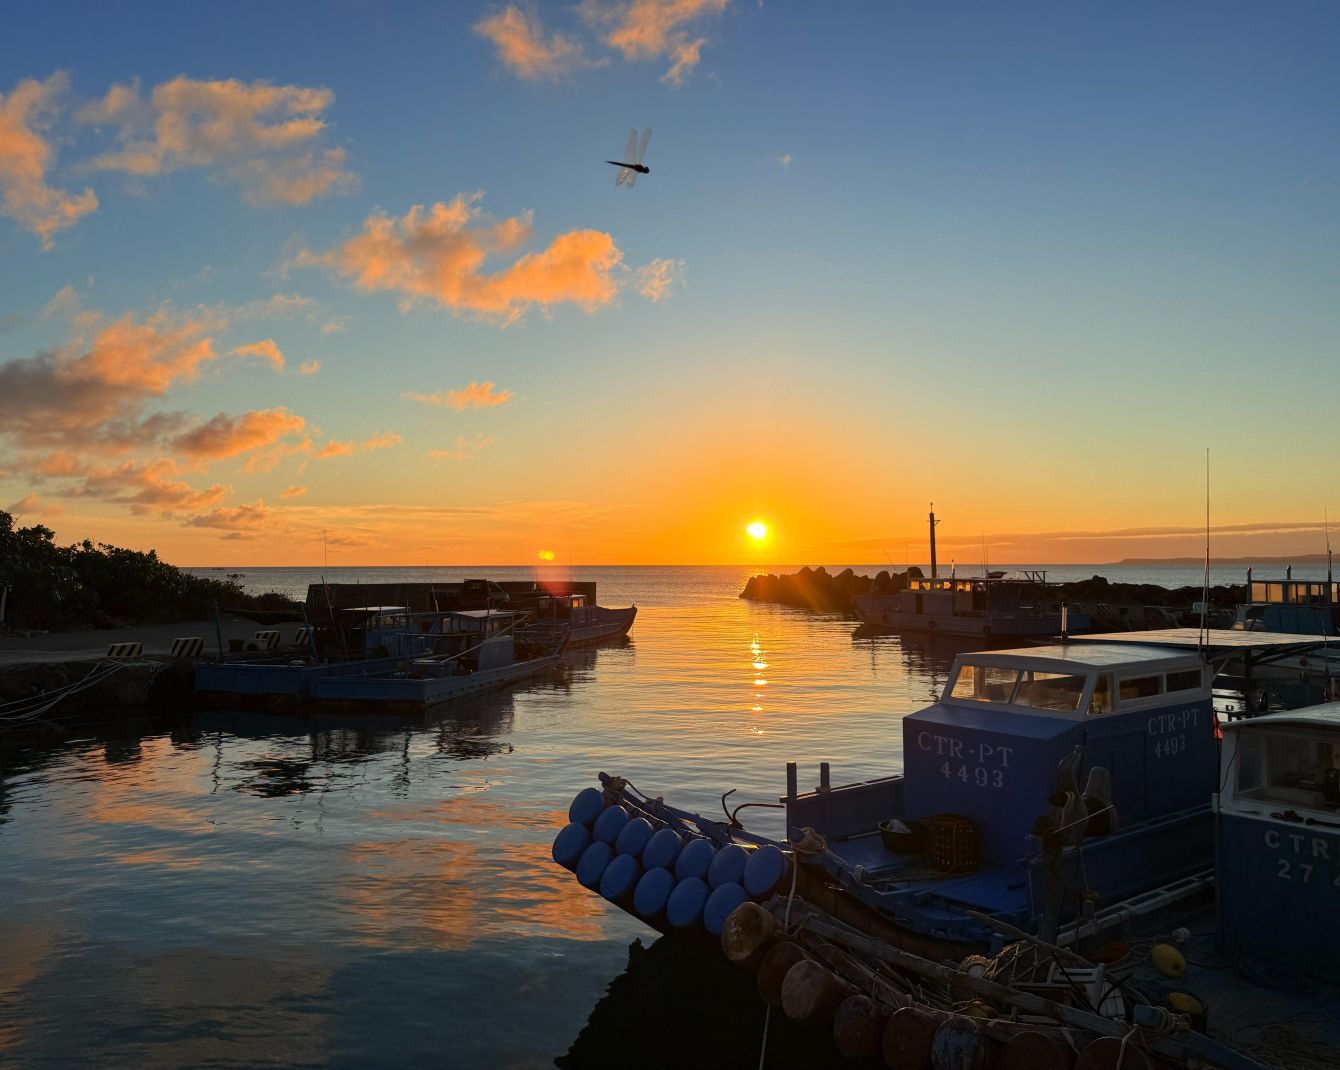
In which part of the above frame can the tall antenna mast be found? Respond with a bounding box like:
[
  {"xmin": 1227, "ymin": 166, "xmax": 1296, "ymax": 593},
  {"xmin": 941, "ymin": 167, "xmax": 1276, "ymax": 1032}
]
[
  {"xmin": 1199, "ymin": 449, "xmax": 1210, "ymax": 651},
  {"xmin": 929, "ymin": 503, "xmax": 940, "ymax": 580}
]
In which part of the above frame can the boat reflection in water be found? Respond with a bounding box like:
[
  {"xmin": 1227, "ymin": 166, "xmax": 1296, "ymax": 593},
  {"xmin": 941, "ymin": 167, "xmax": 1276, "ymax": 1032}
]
[{"xmin": 558, "ymin": 935, "xmax": 833, "ymax": 1070}]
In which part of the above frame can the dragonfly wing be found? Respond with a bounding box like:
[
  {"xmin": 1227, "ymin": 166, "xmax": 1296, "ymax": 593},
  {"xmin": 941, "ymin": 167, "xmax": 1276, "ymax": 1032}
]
[
  {"xmin": 626, "ymin": 170, "xmax": 637, "ymax": 188},
  {"xmin": 636, "ymin": 127, "xmax": 652, "ymax": 164},
  {"xmin": 624, "ymin": 128, "xmax": 638, "ymax": 162}
]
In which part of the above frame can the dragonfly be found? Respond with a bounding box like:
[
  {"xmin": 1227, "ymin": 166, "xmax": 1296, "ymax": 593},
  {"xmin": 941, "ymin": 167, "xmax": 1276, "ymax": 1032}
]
[{"xmin": 607, "ymin": 127, "xmax": 652, "ymax": 187}]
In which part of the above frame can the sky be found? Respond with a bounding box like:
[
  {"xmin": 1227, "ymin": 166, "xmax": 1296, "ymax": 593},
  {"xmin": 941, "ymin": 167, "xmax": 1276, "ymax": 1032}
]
[{"xmin": 1, "ymin": 1, "xmax": 1338, "ymax": 567}]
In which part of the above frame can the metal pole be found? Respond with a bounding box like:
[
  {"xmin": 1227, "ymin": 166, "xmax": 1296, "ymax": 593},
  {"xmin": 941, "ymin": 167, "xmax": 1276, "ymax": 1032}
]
[{"xmin": 929, "ymin": 505, "xmax": 938, "ymax": 580}]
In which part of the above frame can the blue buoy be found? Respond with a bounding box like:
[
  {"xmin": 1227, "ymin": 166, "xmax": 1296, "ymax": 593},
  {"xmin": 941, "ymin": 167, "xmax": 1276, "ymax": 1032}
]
[
  {"xmin": 615, "ymin": 816, "xmax": 654, "ymax": 857},
  {"xmin": 551, "ymin": 822, "xmax": 591, "ymax": 870},
  {"xmin": 666, "ymin": 876, "xmax": 709, "ymax": 929},
  {"xmin": 633, "ymin": 867, "xmax": 676, "ymax": 918},
  {"xmin": 707, "ymin": 843, "xmax": 748, "ymax": 889},
  {"xmin": 576, "ymin": 841, "xmax": 613, "ymax": 890},
  {"xmin": 674, "ymin": 837, "xmax": 716, "ymax": 882},
  {"xmin": 593, "ymin": 804, "xmax": 630, "ymax": 844},
  {"xmin": 642, "ymin": 828, "xmax": 683, "ymax": 870},
  {"xmin": 743, "ymin": 844, "xmax": 787, "ymax": 897},
  {"xmin": 569, "ymin": 787, "xmax": 606, "ymax": 826},
  {"xmin": 599, "ymin": 853, "xmax": 642, "ymax": 901},
  {"xmin": 703, "ymin": 882, "xmax": 750, "ymax": 935}
]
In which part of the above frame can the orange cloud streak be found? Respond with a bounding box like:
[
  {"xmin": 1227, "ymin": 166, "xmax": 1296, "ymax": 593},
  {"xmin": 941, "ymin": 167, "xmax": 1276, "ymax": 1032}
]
[
  {"xmin": 0, "ymin": 73, "xmax": 98, "ymax": 247},
  {"xmin": 298, "ymin": 194, "xmax": 623, "ymax": 324},
  {"xmin": 230, "ymin": 338, "xmax": 284, "ymax": 371},
  {"xmin": 403, "ymin": 381, "xmax": 515, "ymax": 410},
  {"xmin": 475, "ymin": 6, "xmax": 598, "ymax": 81}
]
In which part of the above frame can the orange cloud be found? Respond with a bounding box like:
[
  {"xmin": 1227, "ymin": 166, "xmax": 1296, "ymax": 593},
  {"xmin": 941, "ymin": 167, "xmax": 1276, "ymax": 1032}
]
[
  {"xmin": 0, "ymin": 73, "xmax": 98, "ymax": 247},
  {"xmin": 6, "ymin": 493, "xmax": 63, "ymax": 518},
  {"xmin": 475, "ymin": 6, "xmax": 598, "ymax": 80},
  {"xmin": 579, "ymin": 0, "xmax": 727, "ymax": 85},
  {"xmin": 313, "ymin": 432, "xmax": 399, "ymax": 460},
  {"xmin": 297, "ymin": 359, "xmax": 320, "ymax": 375},
  {"xmin": 230, "ymin": 338, "xmax": 285, "ymax": 371},
  {"xmin": 79, "ymin": 76, "xmax": 356, "ymax": 205},
  {"xmin": 427, "ymin": 433, "xmax": 495, "ymax": 461},
  {"xmin": 71, "ymin": 458, "xmax": 228, "ymax": 515},
  {"xmin": 0, "ymin": 305, "xmax": 222, "ymax": 452},
  {"xmin": 403, "ymin": 381, "xmax": 515, "ymax": 410},
  {"xmin": 184, "ymin": 499, "xmax": 270, "ymax": 531},
  {"xmin": 635, "ymin": 257, "xmax": 684, "ymax": 302},
  {"xmin": 171, "ymin": 407, "xmax": 306, "ymax": 460},
  {"xmin": 297, "ymin": 194, "xmax": 623, "ymax": 324},
  {"xmin": 281, "ymin": 484, "xmax": 306, "ymax": 498}
]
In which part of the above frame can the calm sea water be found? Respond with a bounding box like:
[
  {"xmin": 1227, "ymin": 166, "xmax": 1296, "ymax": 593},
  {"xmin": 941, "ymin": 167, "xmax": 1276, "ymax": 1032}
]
[{"xmin": 0, "ymin": 563, "xmax": 1327, "ymax": 1067}]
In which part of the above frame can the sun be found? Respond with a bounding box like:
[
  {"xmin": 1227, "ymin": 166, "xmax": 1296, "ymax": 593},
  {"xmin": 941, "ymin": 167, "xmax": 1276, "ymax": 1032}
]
[{"xmin": 746, "ymin": 520, "xmax": 768, "ymax": 541}]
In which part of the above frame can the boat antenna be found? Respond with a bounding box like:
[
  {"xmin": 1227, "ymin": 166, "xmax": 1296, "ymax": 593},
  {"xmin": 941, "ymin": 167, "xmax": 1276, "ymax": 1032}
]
[
  {"xmin": 929, "ymin": 503, "xmax": 940, "ymax": 580},
  {"xmin": 1199, "ymin": 448, "xmax": 1210, "ymax": 653}
]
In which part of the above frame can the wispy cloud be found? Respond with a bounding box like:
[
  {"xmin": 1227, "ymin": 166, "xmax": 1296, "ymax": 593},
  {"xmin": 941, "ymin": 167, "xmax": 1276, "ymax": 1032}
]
[
  {"xmin": 314, "ymin": 431, "xmax": 402, "ymax": 460},
  {"xmin": 0, "ymin": 73, "xmax": 99, "ymax": 247},
  {"xmin": 78, "ymin": 76, "xmax": 357, "ymax": 205},
  {"xmin": 171, "ymin": 407, "xmax": 306, "ymax": 461},
  {"xmin": 475, "ymin": 6, "xmax": 602, "ymax": 81},
  {"xmin": 184, "ymin": 499, "xmax": 270, "ymax": 530},
  {"xmin": 281, "ymin": 484, "xmax": 306, "ymax": 498},
  {"xmin": 403, "ymin": 381, "xmax": 515, "ymax": 410},
  {"xmin": 297, "ymin": 359, "xmax": 320, "ymax": 376},
  {"xmin": 775, "ymin": 152, "xmax": 793, "ymax": 172},
  {"xmin": 635, "ymin": 257, "xmax": 684, "ymax": 301},
  {"xmin": 6, "ymin": 493, "xmax": 63, "ymax": 518},
  {"xmin": 428, "ymin": 433, "xmax": 496, "ymax": 461},
  {"xmin": 579, "ymin": 0, "xmax": 728, "ymax": 86},
  {"xmin": 298, "ymin": 194, "xmax": 624, "ymax": 325},
  {"xmin": 230, "ymin": 338, "xmax": 285, "ymax": 371}
]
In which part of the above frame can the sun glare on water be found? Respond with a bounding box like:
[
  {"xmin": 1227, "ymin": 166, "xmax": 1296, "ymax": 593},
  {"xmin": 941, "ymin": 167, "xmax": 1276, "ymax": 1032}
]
[{"xmin": 746, "ymin": 521, "xmax": 768, "ymax": 541}]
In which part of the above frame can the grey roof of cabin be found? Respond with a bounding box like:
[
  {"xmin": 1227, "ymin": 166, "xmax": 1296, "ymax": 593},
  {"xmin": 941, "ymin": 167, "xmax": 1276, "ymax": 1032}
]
[
  {"xmin": 956, "ymin": 643, "xmax": 1200, "ymax": 674},
  {"xmin": 1069, "ymin": 628, "xmax": 1336, "ymax": 651},
  {"xmin": 1223, "ymin": 704, "xmax": 1340, "ymax": 734}
]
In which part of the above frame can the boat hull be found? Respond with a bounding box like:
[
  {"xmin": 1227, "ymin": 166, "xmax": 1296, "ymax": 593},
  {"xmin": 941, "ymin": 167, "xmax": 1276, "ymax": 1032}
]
[
  {"xmin": 851, "ymin": 595, "xmax": 1081, "ymax": 637},
  {"xmin": 307, "ymin": 652, "xmax": 563, "ymax": 713}
]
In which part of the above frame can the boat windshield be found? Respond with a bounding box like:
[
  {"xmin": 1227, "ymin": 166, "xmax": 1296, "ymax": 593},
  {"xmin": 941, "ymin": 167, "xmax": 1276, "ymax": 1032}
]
[
  {"xmin": 949, "ymin": 663, "xmax": 1090, "ymax": 713},
  {"xmin": 1236, "ymin": 731, "xmax": 1340, "ymax": 812}
]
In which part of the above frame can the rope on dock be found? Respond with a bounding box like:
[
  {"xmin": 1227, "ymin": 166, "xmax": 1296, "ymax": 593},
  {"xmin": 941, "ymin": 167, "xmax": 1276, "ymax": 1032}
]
[{"xmin": 0, "ymin": 658, "xmax": 146, "ymax": 726}]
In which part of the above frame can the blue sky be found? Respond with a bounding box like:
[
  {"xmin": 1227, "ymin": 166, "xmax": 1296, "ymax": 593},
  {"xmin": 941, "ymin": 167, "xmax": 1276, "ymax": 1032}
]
[{"xmin": 1, "ymin": 2, "xmax": 1337, "ymax": 564}]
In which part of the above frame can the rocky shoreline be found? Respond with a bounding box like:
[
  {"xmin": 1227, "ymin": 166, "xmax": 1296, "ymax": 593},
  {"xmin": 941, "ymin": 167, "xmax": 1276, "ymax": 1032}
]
[{"xmin": 740, "ymin": 566, "xmax": 1244, "ymax": 623}]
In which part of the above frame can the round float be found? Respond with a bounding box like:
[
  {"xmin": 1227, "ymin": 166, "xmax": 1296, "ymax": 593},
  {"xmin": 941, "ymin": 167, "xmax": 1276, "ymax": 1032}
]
[
  {"xmin": 743, "ymin": 844, "xmax": 787, "ymax": 897},
  {"xmin": 614, "ymin": 816, "xmax": 654, "ymax": 857},
  {"xmin": 674, "ymin": 837, "xmax": 716, "ymax": 882},
  {"xmin": 599, "ymin": 853, "xmax": 642, "ymax": 901},
  {"xmin": 642, "ymin": 828, "xmax": 683, "ymax": 870},
  {"xmin": 576, "ymin": 841, "xmax": 613, "ymax": 890},
  {"xmin": 551, "ymin": 822, "xmax": 591, "ymax": 870},
  {"xmin": 592, "ymin": 803, "xmax": 630, "ymax": 844},
  {"xmin": 633, "ymin": 867, "xmax": 676, "ymax": 917},
  {"xmin": 665, "ymin": 876, "xmax": 709, "ymax": 929},
  {"xmin": 702, "ymin": 882, "xmax": 749, "ymax": 935},
  {"xmin": 568, "ymin": 787, "xmax": 605, "ymax": 826},
  {"xmin": 707, "ymin": 843, "xmax": 748, "ymax": 889}
]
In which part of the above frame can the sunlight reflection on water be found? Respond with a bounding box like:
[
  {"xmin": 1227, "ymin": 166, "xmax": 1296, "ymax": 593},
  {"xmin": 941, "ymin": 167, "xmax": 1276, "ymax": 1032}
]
[{"xmin": 0, "ymin": 566, "xmax": 964, "ymax": 1067}]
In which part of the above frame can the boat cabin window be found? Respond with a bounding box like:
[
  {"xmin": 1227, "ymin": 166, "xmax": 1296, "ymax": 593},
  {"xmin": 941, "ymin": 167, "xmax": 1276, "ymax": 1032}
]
[
  {"xmin": 949, "ymin": 665, "xmax": 1022, "ymax": 703},
  {"xmin": 1235, "ymin": 732, "xmax": 1340, "ymax": 811},
  {"xmin": 1012, "ymin": 672, "xmax": 1086, "ymax": 712},
  {"xmin": 1165, "ymin": 668, "xmax": 1203, "ymax": 694},
  {"xmin": 1118, "ymin": 675, "xmax": 1163, "ymax": 702}
]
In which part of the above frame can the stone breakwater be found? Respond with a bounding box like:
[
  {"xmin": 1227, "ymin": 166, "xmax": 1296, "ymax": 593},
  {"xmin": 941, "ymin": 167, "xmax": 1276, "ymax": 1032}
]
[
  {"xmin": 0, "ymin": 657, "xmax": 195, "ymax": 733},
  {"xmin": 740, "ymin": 566, "xmax": 1244, "ymax": 620}
]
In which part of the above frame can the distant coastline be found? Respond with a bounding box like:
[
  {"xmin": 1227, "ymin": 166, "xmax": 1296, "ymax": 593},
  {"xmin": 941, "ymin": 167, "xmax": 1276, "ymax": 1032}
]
[{"xmin": 1109, "ymin": 554, "xmax": 1331, "ymax": 567}]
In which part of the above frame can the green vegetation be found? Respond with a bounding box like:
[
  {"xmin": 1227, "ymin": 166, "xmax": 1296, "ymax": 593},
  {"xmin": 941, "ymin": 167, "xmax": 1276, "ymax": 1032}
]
[{"xmin": 0, "ymin": 511, "xmax": 291, "ymax": 630}]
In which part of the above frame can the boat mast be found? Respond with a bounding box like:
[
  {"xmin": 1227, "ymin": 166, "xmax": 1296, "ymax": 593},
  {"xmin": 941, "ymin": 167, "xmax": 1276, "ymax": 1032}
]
[{"xmin": 929, "ymin": 504, "xmax": 940, "ymax": 580}]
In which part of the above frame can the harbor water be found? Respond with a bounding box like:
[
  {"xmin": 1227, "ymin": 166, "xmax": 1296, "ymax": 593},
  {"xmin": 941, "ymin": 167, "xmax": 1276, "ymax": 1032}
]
[{"xmin": 0, "ymin": 563, "xmax": 1327, "ymax": 1067}]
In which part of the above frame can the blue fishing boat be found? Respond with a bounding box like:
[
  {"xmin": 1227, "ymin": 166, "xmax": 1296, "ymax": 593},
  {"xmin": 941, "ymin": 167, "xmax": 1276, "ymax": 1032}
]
[{"xmin": 308, "ymin": 609, "xmax": 568, "ymax": 712}]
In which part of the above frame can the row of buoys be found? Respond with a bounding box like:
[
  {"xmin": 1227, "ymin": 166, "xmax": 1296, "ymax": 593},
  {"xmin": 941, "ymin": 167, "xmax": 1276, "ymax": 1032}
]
[
  {"xmin": 553, "ymin": 786, "xmax": 789, "ymax": 935},
  {"xmin": 721, "ymin": 900, "xmax": 1157, "ymax": 1070}
]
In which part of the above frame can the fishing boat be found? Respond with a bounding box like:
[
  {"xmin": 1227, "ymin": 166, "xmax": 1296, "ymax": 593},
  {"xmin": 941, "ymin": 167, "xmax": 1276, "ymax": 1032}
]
[
  {"xmin": 851, "ymin": 510, "xmax": 1089, "ymax": 638},
  {"xmin": 522, "ymin": 592, "xmax": 636, "ymax": 648},
  {"xmin": 307, "ymin": 609, "xmax": 568, "ymax": 713},
  {"xmin": 551, "ymin": 632, "xmax": 1340, "ymax": 1068}
]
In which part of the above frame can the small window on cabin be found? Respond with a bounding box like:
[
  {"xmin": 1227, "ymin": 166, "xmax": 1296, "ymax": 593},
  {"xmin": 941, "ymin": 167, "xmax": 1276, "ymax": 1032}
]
[
  {"xmin": 949, "ymin": 665, "xmax": 978, "ymax": 700},
  {"xmin": 1089, "ymin": 675, "xmax": 1114, "ymax": 716},
  {"xmin": 980, "ymin": 667, "xmax": 1021, "ymax": 703},
  {"xmin": 1119, "ymin": 675, "xmax": 1163, "ymax": 702},
  {"xmin": 1013, "ymin": 672, "xmax": 1086, "ymax": 712},
  {"xmin": 1250, "ymin": 734, "xmax": 1340, "ymax": 809},
  {"xmin": 1165, "ymin": 669, "xmax": 1203, "ymax": 694},
  {"xmin": 1235, "ymin": 738, "xmax": 1263, "ymax": 796}
]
